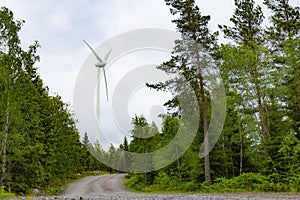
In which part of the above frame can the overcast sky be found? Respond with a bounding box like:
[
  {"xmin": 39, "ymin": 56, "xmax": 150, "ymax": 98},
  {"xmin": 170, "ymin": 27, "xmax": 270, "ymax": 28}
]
[
  {"xmin": 0, "ymin": 0, "xmax": 236, "ymax": 104},
  {"xmin": 1, "ymin": 0, "xmax": 298, "ymax": 148}
]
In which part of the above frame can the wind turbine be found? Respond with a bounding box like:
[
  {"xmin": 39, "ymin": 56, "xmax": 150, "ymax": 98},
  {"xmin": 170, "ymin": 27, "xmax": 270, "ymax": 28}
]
[{"xmin": 83, "ymin": 40, "xmax": 112, "ymax": 122}]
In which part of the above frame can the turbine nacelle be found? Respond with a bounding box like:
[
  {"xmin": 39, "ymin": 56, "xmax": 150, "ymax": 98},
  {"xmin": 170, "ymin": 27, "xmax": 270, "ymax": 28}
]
[
  {"xmin": 83, "ymin": 40, "xmax": 112, "ymax": 101},
  {"xmin": 95, "ymin": 62, "xmax": 106, "ymax": 68}
]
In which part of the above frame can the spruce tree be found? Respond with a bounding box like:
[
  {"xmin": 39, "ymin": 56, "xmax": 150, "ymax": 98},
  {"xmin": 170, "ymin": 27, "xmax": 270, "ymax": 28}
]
[{"xmin": 0, "ymin": 7, "xmax": 88, "ymax": 193}]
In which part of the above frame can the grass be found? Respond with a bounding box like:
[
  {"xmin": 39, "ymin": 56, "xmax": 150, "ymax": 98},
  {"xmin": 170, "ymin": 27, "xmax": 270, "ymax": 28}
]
[
  {"xmin": 20, "ymin": 170, "xmax": 109, "ymax": 198},
  {"xmin": 0, "ymin": 186, "xmax": 16, "ymax": 199},
  {"xmin": 47, "ymin": 171, "xmax": 108, "ymax": 196}
]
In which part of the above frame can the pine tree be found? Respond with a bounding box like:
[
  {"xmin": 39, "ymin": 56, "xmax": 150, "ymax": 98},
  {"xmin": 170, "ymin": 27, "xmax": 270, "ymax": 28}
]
[
  {"xmin": 264, "ymin": 0, "xmax": 300, "ymax": 133},
  {"xmin": 219, "ymin": 0, "xmax": 268, "ymax": 139},
  {"xmin": 148, "ymin": 0, "xmax": 218, "ymax": 185},
  {"xmin": 264, "ymin": 0, "xmax": 300, "ymax": 45}
]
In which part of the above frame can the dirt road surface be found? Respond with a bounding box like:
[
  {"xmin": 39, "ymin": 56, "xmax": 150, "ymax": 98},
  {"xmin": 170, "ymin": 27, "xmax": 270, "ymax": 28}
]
[{"xmin": 64, "ymin": 174, "xmax": 128, "ymax": 195}]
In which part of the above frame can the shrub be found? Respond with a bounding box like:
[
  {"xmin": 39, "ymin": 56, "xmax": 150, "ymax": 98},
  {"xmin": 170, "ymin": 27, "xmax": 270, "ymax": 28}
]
[
  {"xmin": 203, "ymin": 173, "xmax": 270, "ymax": 192},
  {"xmin": 126, "ymin": 174, "xmax": 146, "ymax": 191},
  {"xmin": 45, "ymin": 187, "xmax": 62, "ymax": 196},
  {"xmin": 0, "ymin": 186, "xmax": 16, "ymax": 198}
]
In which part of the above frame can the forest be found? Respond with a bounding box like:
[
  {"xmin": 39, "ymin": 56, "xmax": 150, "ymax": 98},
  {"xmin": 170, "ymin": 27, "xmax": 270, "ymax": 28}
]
[
  {"xmin": 122, "ymin": 0, "xmax": 300, "ymax": 193},
  {"xmin": 0, "ymin": 0, "xmax": 300, "ymax": 197},
  {"xmin": 0, "ymin": 7, "xmax": 111, "ymax": 197}
]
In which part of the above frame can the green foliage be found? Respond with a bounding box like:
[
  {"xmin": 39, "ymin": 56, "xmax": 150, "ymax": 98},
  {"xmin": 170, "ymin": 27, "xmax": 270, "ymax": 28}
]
[
  {"xmin": 219, "ymin": 0, "xmax": 264, "ymax": 46},
  {"xmin": 0, "ymin": 7, "xmax": 94, "ymax": 196},
  {"xmin": 0, "ymin": 186, "xmax": 16, "ymax": 198},
  {"xmin": 264, "ymin": 0, "xmax": 300, "ymax": 42},
  {"xmin": 1, "ymin": 0, "xmax": 300, "ymax": 195},
  {"xmin": 202, "ymin": 173, "xmax": 269, "ymax": 192},
  {"xmin": 125, "ymin": 174, "xmax": 146, "ymax": 191},
  {"xmin": 125, "ymin": 0, "xmax": 300, "ymax": 194},
  {"xmin": 45, "ymin": 187, "xmax": 62, "ymax": 196}
]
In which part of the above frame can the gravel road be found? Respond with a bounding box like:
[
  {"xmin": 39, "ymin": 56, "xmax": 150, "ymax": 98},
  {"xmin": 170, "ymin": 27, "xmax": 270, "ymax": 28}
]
[
  {"xmin": 63, "ymin": 174, "xmax": 128, "ymax": 195},
  {"xmin": 5, "ymin": 174, "xmax": 300, "ymax": 200}
]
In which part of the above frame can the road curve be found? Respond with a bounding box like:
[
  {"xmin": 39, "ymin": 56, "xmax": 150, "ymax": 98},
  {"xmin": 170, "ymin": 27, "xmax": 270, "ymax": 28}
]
[
  {"xmin": 6, "ymin": 174, "xmax": 300, "ymax": 199},
  {"xmin": 64, "ymin": 174, "xmax": 128, "ymax": 195},
  {"xmin": 58, "ymin": 174, "xmax": 300, "ymax": 200}
]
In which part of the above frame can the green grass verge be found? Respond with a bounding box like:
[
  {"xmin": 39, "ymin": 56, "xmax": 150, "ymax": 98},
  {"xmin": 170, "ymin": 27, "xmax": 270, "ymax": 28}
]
[{"xmin": 45, "ymin": 171, "xmax": 108, "ymax": 196}]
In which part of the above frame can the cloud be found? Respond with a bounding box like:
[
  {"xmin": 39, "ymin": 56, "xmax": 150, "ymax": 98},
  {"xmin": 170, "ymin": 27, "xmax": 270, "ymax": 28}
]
[{"xmin": 2, "ymin": 0, "xmax": 298, "ymax": 149}]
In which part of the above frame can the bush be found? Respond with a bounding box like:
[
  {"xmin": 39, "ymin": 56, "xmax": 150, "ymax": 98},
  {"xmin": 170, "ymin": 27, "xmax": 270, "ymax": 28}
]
[
  {"xmin": 203, "ymin": 173, "xmax": 270, "ymax": 192},
  {"xmin": 288, "ymin": 176, "xmax": 300, "ymax": 192},
  {"xmin": 126, "ymin": 172, "xmax": 300, "ymax": 193},
  {"xmin": 125, "ymin": 174, "xmax": 146, "ymax": 191},
  {"xmin": 151, "ymin": 172, "xmax": 182, "ymax": 191},
  {"xmin": 45, "ymin": 187, "xmax": 62, "ymax": 196},
  {"xmin": 268, "ymin": 173, "xmax": 300, "ymax": 192},
  {"xmin": 182, "ymin": 181, "xmax": 198, "ymax": 192},
  {"xmin": 0, "ymin": 186, "xmax": 16, "ymax": 198},
  {"xmin": 153, "ymin": 172, "xmax": 170, "ymax": 190}
]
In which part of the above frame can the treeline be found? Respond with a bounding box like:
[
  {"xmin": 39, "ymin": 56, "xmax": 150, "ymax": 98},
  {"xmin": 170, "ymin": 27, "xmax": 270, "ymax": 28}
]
[
  {"xmin": 0, "ymin": 7, "xmax": 105, "ymax": 195},
  {"xmin": 123, "ymin": 0, "xmax": 300, "ymax": 192}
]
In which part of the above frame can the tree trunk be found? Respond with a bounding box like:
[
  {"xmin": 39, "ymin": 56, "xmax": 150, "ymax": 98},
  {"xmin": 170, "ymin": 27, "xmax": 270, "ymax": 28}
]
[
  {"xmin": 0, "ymin": 105, "xmax": 9, "ymax": 186},
  {"xmin": 222, "ymin": 135, "xmax": 229, "ymax": 177},
  {"xmin": 175, "ymin": 145, "xmax": 181, "ymax": 180},
  {"xmin": 255, "ymin": 82, "xmax": 267, "ymax": 137},
  {"xmin": 195, "ymin": 42, "xmax": 211, "ymax": 185},
  {"xmin": 199, "ymin": 68, "xmax": 211, "ymax": 185},
  {"xmin": 295, "ymin": 71, "xmax": 300, "ymax": 117},
  {"xmin": 229, "ymin": 141, "xmax": 235, "ymax": 177},
  {"xmin": 239, "ymin": 132, "xmax": 243, "ymax": 175},
  {"xmin": 252, "ymin": 65, "xmax": 267, "ymax": 138}
]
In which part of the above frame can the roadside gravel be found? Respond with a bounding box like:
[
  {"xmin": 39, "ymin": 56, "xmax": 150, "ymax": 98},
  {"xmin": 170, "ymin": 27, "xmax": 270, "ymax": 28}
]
[
  {"xmin": 4, "ymin": 174, "xmax": 300, "ymax": 199},
  {"xmin": 8, "ymin": 192, "xmax": 300, "ymax": 200}
]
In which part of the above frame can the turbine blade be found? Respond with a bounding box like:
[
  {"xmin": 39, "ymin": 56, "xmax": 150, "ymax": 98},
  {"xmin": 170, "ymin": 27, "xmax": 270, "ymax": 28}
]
[
  {"xmin": 102, "ymin": 68, "xmax": 109, "ymax": 101},
  {"xmin": 83, "ymin": 40, "xmax": 103, "ymax": 62},
  {"xmin": 104, "ymin": 49, "xmax": 112, "ymax": 62},
  {"xmin": 96, "ymin": 68, "xmax": 101, "ymax": 123}
]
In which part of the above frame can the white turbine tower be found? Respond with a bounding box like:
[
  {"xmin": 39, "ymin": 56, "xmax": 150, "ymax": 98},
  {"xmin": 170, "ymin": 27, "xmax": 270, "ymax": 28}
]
[{"xmin": 83, "ymin": 40, "xmax": 112, "ymax": 122}]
